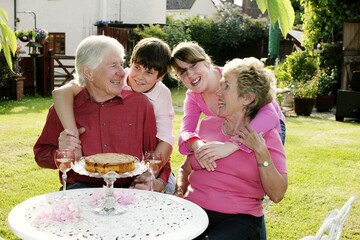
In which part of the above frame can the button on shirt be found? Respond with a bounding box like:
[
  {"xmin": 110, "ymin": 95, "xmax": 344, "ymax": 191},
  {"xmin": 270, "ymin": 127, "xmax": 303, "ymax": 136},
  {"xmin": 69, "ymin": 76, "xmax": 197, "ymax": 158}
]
[{"xmin": 34, "ymin": 88, "xmax": 171, "ymax": 187}]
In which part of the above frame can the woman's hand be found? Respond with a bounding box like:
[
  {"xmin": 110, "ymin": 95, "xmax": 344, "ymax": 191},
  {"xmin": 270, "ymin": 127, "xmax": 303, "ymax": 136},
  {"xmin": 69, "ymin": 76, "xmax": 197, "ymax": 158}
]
[
  {"xmin": 233, "ymin": 124, "xmax": 288, "ymax": 202},
  {"xmin": 195, "ymin": 141, "xmax": 239, "ymax": 171},
  {"xmin": 232, "ymin": 124, "xmax": 267, "ymax": 153}
]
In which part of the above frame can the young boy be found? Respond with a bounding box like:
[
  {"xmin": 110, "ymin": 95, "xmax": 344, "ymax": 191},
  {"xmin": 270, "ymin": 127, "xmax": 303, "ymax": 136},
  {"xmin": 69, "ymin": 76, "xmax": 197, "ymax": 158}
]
[{"xmin": 52, "ymin": 37, "xmax": 175, "ymax": 193}]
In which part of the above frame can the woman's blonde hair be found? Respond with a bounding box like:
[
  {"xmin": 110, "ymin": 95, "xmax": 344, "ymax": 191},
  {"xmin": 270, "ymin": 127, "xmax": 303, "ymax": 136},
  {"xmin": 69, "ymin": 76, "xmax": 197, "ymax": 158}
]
[
  {"xmin": 223, "ymin": 57, "xmax": 277, "ymax": 119},
  {"xmin": 169, "ymin": 41, "xmax": 212, "ymax": 80}
]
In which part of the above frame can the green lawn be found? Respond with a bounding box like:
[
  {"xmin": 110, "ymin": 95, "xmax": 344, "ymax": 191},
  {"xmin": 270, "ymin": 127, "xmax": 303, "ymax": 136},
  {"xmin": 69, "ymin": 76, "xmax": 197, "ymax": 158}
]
[{"xmin": 0, "ymin": 95, "xmax": 359, "ymax": 240}]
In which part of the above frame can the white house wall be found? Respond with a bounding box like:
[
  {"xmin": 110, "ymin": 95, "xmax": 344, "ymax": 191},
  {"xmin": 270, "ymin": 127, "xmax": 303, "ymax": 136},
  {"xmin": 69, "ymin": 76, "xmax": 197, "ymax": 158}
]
[
  {"xmin": 190, "ymin": 0, "xmax": 218, "ymax": 18},
  {"xmin": 2, "ymin": 0, "xmax": 166, "ymax": 56},
  {"xmin": 167, "ymin": 0, "xmax": 218, "ymax": 20},
  {"xmin": 121, "ymin": 0, "xmax": 166, "ymax": 24}
]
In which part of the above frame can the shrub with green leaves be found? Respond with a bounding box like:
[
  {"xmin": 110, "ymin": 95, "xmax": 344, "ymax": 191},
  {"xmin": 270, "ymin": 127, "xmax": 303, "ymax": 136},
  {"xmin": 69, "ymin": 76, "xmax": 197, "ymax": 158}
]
[
  {"xmin": 132, "ymin": 17, "xmax": 191, "ymax": 49},
  {"xmin": 184, "ymin": 4, "xmax": 269, "ymax": 65},
  {"xmin": 293, "ymin": 77, "xmax": 319, "ymax": 99},
  {"xmin": 301, "ymin": 0, "xmax": 359, "ymax": 50},
  {"xmin": 280, "ymin": 51, "xmax": 319, "ymax": 86},
  {"xmin": 316, "ymin": 68, "xmax": 339, "ymax": 96}
]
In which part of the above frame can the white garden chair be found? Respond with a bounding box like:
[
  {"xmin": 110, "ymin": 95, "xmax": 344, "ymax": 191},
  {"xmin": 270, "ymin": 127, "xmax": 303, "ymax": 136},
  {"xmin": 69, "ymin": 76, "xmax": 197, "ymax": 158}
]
[
  {"xmin": 300, "ymin": 196, "xmax": 356, "ymax": 240},
  {"xmin": 262, "ymin": 196, "xmax": 272, "ymax": 213}
]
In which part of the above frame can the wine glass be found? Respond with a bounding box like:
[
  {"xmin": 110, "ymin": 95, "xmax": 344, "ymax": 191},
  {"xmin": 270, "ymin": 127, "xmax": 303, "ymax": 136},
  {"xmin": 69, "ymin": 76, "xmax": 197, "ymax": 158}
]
[
  {"xmin": 144, "ymin": 151, "xmax": 163, "ymax": 191},
  {"xmin": 93, "ymin": 171, "xmax": 127, "ymax": 215},
  {"xmin": 55, "ymin": 149, "xmax": 75, "ymax": 199}
]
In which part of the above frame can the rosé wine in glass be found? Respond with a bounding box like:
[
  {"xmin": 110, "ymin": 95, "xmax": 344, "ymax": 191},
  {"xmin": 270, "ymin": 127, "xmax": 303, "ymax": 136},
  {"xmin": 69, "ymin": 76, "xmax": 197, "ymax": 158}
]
[
  {"xmin": 144, "ymin": 151, "xmax": 163, "ymax": 191},
  {"xmin": 55, "ymin": 149, "xmax": 75, "ymax": 200}
]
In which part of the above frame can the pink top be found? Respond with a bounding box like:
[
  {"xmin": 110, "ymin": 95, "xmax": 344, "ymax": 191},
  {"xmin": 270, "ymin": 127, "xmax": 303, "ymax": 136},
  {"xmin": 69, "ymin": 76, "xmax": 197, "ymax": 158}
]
[
  {"xmin": 123, "ymin": 69, "xmax": 175, "ymax": 147},
  {"xmin": 178, "ymin": 67, "xmax": 285, "ymax": 155},
  {"xmin": 185, "ymin": 116, "xmax": 287, "ymax": 217}
]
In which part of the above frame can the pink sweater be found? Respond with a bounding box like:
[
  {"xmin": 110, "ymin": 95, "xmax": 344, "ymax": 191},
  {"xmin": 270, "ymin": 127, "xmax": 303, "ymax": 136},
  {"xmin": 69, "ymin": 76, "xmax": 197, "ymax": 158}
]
[
  {"xmin": 178, "ymin": 68, "xmax": 285, "ymax": 155},
  {"xmin": 185, "ymin": 116, "xmax": 287, "ymax": 217}
]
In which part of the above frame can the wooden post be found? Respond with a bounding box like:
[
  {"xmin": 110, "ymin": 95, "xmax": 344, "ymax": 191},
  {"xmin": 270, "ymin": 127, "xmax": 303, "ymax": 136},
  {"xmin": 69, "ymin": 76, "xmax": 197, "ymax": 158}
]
[{"xmin": 341, "ymin": 20, "xmax": 360, "ymax": 90}]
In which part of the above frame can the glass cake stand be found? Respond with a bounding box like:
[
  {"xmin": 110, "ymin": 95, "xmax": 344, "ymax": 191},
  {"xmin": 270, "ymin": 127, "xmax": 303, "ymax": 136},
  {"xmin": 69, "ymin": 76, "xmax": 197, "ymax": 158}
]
[{"xmin": 72, "ymin": 158, "xmax": 147, "ymax": 215}]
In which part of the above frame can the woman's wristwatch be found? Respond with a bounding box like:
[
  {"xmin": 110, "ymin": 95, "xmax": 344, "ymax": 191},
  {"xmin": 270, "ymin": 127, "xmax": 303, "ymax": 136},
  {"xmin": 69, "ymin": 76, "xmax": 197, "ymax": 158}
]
[{"xmin": 258, "ymin": 159, "xmax": 273, "ymax": 167}]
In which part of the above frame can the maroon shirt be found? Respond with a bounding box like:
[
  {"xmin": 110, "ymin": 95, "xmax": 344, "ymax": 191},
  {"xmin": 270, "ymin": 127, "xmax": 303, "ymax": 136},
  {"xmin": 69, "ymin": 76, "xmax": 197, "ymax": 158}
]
[{"xmin": 34, "ymin": 88, "xmax": 171, "ymax": 187}]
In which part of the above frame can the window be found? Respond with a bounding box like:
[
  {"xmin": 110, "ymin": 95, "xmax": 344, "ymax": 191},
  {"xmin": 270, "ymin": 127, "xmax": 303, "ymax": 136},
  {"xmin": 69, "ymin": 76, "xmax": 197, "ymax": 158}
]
[{"xmin": 48, "ymin": 33, "xmax": 65, "ymax": 54}]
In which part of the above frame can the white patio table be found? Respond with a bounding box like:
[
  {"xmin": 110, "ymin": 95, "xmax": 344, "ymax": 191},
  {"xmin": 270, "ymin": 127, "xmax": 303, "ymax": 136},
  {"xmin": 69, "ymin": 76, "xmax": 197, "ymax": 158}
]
[{"xmin": 8, "ymin": 188, "xmax": 208, "ymax": 240}]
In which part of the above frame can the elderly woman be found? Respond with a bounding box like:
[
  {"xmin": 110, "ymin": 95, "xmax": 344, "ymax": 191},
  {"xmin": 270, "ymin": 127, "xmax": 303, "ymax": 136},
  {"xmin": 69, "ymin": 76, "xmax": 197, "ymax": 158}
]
[{"xmin": 176, "ymin": 57, "xmax": 288, "ymax": 240}]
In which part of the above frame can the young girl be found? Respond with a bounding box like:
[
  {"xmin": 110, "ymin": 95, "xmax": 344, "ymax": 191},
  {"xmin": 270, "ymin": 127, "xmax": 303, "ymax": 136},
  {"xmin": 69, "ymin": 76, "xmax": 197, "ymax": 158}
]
[{"xmin": 169, "ymin": 41, "xmax": 286, "ymax": 171}]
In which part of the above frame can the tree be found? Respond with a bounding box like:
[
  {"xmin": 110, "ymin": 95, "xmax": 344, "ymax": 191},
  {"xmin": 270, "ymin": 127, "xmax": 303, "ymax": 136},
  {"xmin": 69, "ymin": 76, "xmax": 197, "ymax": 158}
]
[
  {"xmin": 0, "ymin": 8, "xmax": 17, "ymax": 71},
  {"xmin": 254, "ymin": 0, "xmax": 295, "ymax": 37}
]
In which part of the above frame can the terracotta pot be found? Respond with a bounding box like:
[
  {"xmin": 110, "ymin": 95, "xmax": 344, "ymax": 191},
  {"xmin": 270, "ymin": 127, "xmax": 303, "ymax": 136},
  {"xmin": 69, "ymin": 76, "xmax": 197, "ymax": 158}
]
[
  {"xmin": 294, "ymin": 97, "xmax": 315, "ymax": 116},
  {"xmin": 316, "ymin": 95, "xmax": 335, "ymax": 112},
  {"xmin": 36, "ymin": 39, "xmax": 46, "ymax": 45}
]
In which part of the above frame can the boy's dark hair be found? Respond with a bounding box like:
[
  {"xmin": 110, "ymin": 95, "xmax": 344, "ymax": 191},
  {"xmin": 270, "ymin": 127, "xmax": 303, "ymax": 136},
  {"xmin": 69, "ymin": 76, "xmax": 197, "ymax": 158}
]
[{"xmin": 130, "ymin": 38, "xmax": 171, "ymax": 78}]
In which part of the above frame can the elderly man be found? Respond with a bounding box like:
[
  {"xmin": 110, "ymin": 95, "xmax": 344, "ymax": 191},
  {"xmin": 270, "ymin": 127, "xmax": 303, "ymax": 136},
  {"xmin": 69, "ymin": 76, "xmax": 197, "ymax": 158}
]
[{"xmin": 34, "ymin": 35, "xmax": 170, "ymax": 191}]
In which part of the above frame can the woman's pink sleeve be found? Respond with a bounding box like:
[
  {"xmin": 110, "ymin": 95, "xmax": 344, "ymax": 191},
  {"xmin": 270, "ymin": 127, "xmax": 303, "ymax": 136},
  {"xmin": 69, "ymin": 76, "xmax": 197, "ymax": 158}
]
[
  {"xmin": 178, "ymin": 91, "xmax": 202, "ymax": 155},
  {"xmin": 250, "ymin": 101, "xmax": 280, "ymax": 134}
]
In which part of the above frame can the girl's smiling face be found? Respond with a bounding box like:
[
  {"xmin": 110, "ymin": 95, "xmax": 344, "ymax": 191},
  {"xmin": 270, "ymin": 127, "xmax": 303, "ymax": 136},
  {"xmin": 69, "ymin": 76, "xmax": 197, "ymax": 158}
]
[{"xmin": 174, "ymin": 59, "xmax": 211, "ymax": 93}]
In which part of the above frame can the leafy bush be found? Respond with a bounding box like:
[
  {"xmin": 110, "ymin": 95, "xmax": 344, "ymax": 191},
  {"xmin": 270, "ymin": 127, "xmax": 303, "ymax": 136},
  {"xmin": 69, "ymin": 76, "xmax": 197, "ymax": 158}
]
[
  {"xmin": 273, "ymin": 66, "xmax": 291, "ymax": 88},
  {"xmin": 293, "ymin": 77, "xmax": 318, "ymax": 99},
  {"xmin": 132, "ymin": 17, "xmax": 191, "ymax": 49},
  {"xmin": 274, "ymin": 51, "xmax": 320, "ymax": 99},
  {"xmin": 301, "ymin": 0, "xmax": 358, "ymax": 91},
  {"xmin": 276, "ymin": 50, "xmax": 319, "ymax": 88},
  {"xmin": 316, "ymin": 68, "xmax": 339, "ymax": 96},
  {"xmin": 301, "ymin": 0, "xmax": 359, "ymax": 50},
  {"xmin": 184, "ymin": 4, "xmax": 269, "ymax": 65}
]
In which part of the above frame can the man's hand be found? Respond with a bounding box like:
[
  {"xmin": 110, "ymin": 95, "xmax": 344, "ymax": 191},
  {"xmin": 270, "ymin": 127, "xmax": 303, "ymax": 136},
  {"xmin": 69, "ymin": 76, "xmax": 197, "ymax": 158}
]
[
  {"xmin": 58, "ymin": 127, "xmax": 85, "ymax": 161},
  {"xmin": 130, "ymin": 171, "xmax": 165, "ymax": 192}
]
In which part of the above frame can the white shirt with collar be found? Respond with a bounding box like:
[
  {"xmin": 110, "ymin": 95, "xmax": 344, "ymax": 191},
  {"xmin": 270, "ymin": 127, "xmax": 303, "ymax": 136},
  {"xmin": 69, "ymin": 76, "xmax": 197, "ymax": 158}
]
[{"xmin": 123, "ymin": 69, "xmax": 175, "ymax": 147}]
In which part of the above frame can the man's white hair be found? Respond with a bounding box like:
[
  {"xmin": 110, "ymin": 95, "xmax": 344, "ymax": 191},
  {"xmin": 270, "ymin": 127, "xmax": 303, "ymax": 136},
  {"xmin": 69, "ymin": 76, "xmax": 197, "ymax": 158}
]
[{"xmin": 73, "ymin": 35, "xmax": 125, "ymax": 86}]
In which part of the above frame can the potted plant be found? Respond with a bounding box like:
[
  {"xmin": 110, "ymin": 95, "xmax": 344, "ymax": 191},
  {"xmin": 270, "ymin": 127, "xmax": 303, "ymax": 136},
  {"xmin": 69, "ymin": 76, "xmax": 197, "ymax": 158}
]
[
  {"xmin": 292, "ymin": 77, "xmax": 319, "ymax": 116},
  {"xmin": 15, "ymin": 29, "xmax": 35, "ymax": 42},
  {"xmin": 274, "ymin": 50, "xmax": 319, "ymax": 112},
  {"xmin": 315, "ymin": 67, "xmax": 338, "ymax": 112},
  {"xmin": 34, "ymin": 28, "xmax": 48, "ymax": 44},
  {"xmin": 0, "ymin": 43, "xmax": 24, "ymax": 99},
  {"xmin": 273, "ymin": 65, "xmax": 293, "ymax": 107}
]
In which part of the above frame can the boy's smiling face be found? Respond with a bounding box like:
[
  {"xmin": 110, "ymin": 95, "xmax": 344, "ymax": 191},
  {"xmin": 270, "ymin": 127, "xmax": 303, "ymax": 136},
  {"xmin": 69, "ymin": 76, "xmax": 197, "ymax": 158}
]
[{"xmin": 128, "ymin": 63, "xmax": 163, "ymax": 93}]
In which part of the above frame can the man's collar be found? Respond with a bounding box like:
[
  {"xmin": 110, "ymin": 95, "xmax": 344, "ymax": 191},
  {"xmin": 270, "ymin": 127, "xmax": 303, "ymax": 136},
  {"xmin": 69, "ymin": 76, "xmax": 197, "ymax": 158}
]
[{"xmin": 74, "ymin": 88, "xmax": 124, "ymax": 107}]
